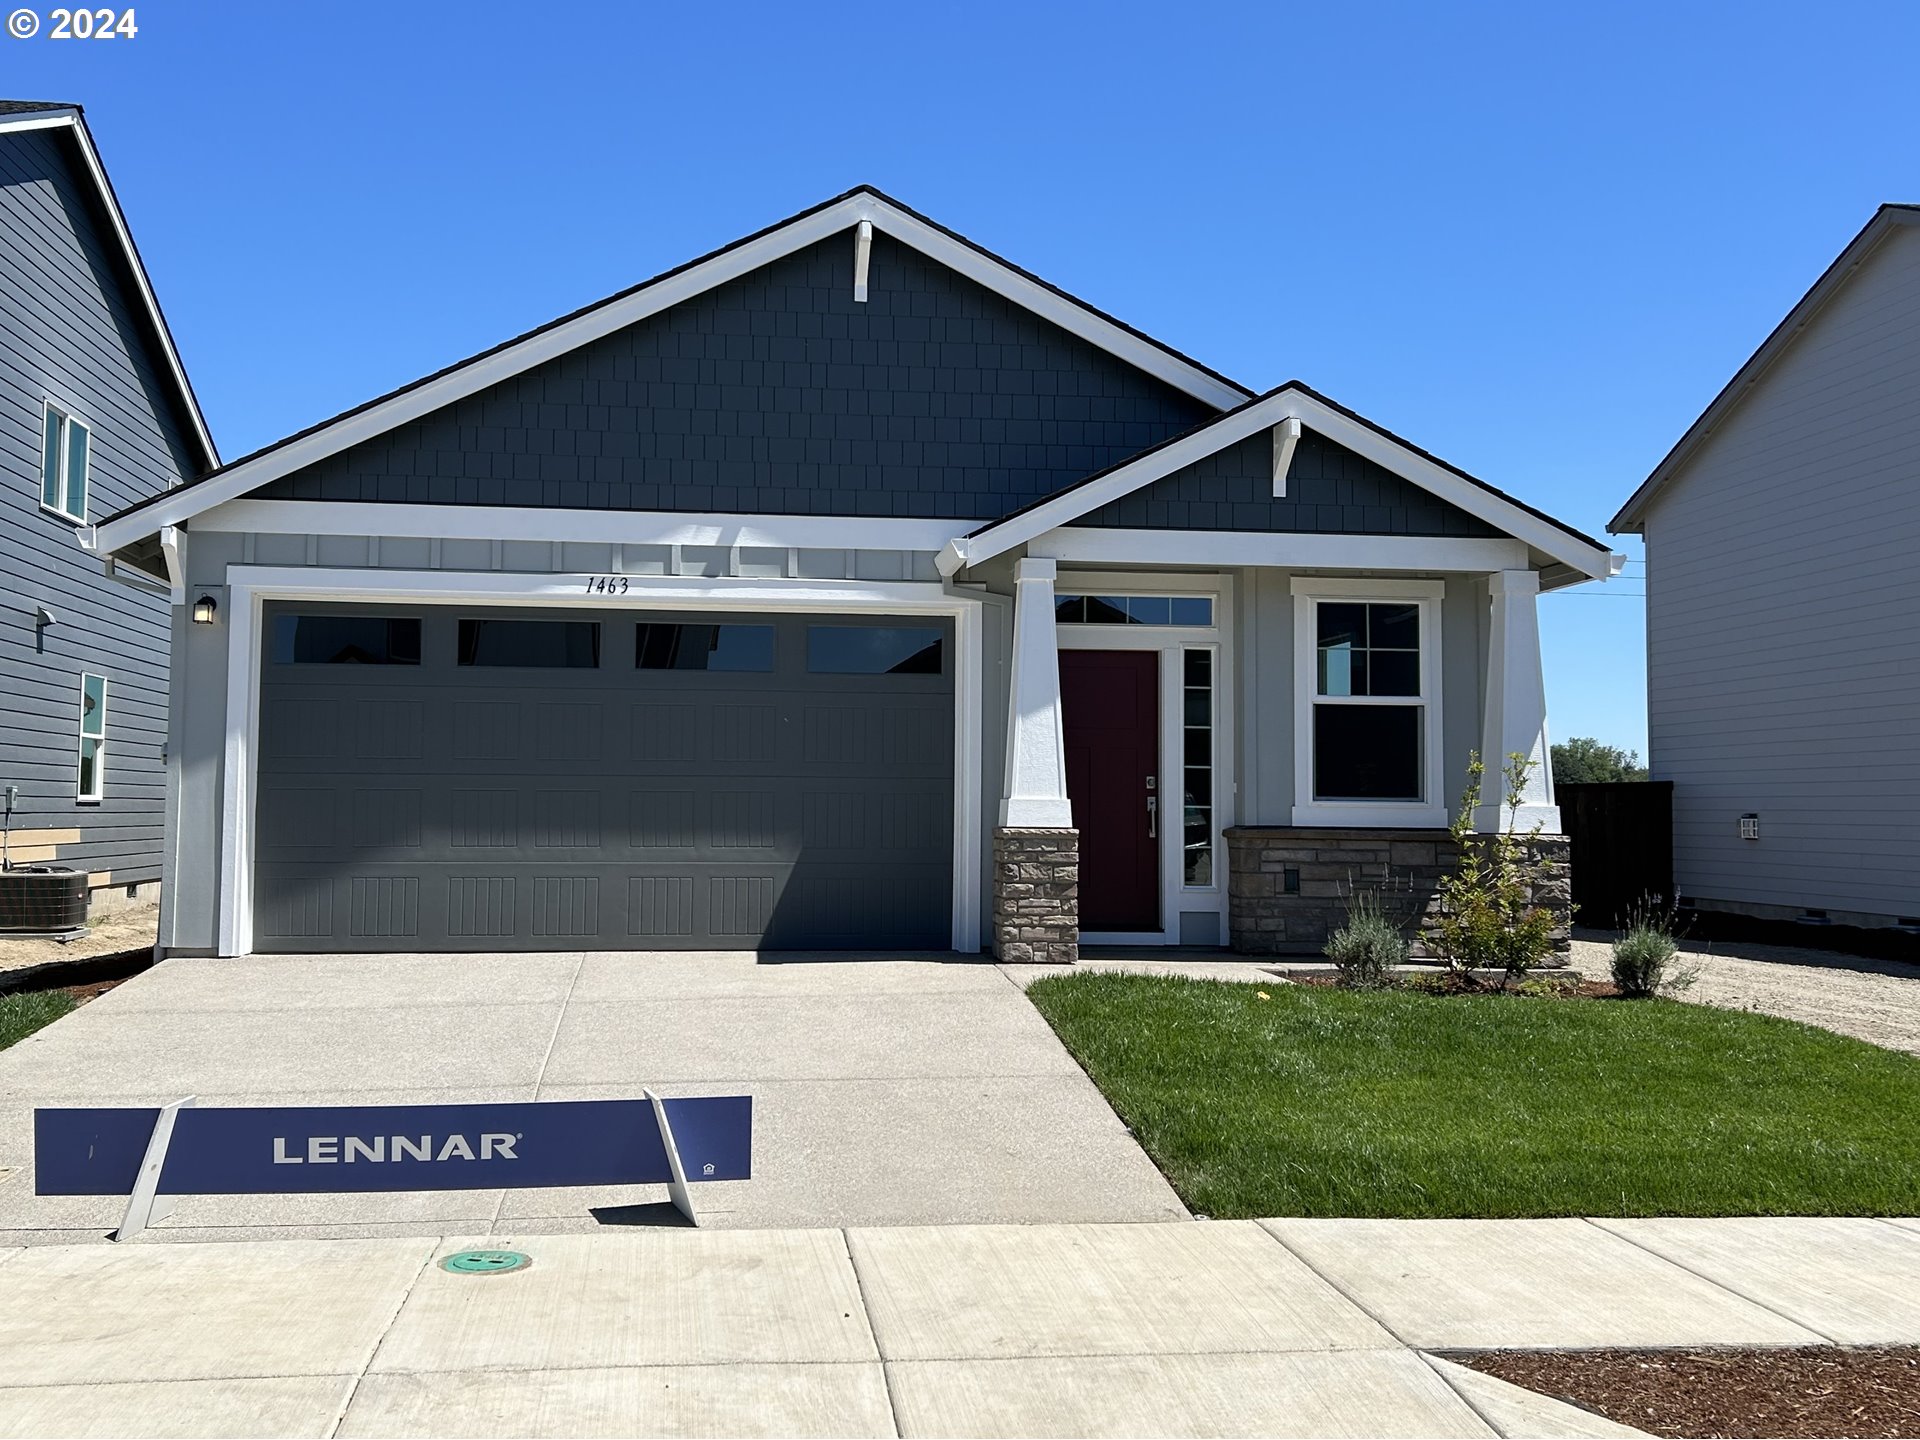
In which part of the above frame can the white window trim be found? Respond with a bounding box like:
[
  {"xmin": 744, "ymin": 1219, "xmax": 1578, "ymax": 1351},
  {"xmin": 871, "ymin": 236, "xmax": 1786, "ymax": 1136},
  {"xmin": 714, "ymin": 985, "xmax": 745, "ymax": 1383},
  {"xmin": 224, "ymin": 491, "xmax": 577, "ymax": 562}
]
[
  {"xmin": 1056, "ymin": 571, "xmax": 1233, "ymax": 946},
  {"xmin": 77, "ymin": 672, "xmax": 106, "ymax": 803},
  {"xmin": 1289, "ymin": 576, "xmax": 1446, "ymax": 828},
  {"xmin": 217, "ymin": 567, "xmax": 985, "ymax": 958},
  {"xmin": 39, "ymin": 400, "xmax": 90, "ymax": 525}
]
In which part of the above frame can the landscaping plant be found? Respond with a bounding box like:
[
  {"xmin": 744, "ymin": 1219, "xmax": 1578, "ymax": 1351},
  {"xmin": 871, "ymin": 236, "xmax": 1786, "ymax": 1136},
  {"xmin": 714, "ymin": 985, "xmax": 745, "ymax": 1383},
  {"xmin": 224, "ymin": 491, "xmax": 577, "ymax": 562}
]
[
  {"xmin": 1612, "ymin": 899, "xmax": 1690, "ymax": 998},
  {"xmin": 1324, "ymin": 886, "xmax": 1408, "ymax": 989},
  {"xmin": 1432, "ymin": 750, "xmax": 1560, "ymax": 989}
]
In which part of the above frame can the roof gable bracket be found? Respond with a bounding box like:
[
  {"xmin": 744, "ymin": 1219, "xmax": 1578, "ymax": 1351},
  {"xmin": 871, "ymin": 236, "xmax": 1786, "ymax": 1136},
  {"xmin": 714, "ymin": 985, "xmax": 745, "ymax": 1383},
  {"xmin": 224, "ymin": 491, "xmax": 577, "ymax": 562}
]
[
  {"xmin": 1271, "ymin": 414, "xmax": 1302, "ymax": 497},
  {"xmin": 853, "ymin": 219, "xmax": 873, "ymax": 302}
]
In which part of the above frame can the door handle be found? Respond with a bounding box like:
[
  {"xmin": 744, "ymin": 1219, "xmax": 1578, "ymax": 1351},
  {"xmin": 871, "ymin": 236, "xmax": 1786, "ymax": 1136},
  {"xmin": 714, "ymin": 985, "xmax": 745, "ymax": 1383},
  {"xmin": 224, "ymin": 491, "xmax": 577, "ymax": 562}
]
[{"xmin": 1146, "ymin": 794, "xmax": 1157, "ymax": 839}]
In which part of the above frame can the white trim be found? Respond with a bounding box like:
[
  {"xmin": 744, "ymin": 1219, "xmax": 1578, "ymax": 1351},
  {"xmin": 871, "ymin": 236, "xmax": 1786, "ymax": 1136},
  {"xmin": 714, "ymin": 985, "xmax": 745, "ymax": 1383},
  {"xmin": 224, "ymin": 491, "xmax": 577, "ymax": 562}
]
[
  {"xmin": 944, "ymin": 386, "xmax": 1620, "ymax": 583},
  {"xmin": 1000, "ymin": 558, "xmax": 1072, "ymax": 828},
  {"xmin": 1272, "ymin": 415, "xmax": 1301, "ymax": 498},
  {"xmin": 216, "ymin": 567, "xmax": 984, "ymax": 957},
  {"xmin": 193, "ymin": 499, "xmax": 968, "ymax": 553},
  {"xmin": 0, "ymin": 110, "xmax": 219, "ymax": 469},
  {"xmin": 1289, "ymin": 576, "xmax": 1447, "ymax": 829},
  {"xmin": 853, "ymin": 219, "xmax": 872, "ymax": 303},
  {"xmin": 1033, "ymin": 527, "xmax": 1529, "ymax": 572},
  {"xmin": 1055, "ymin": 574, "xmax": 1234, "ymax": 945},
  {"xmin": 76, "ymin": 672, "xmax": 107, "ymax": 804},
  {"xmin": 158, "ymin": 525, "xmax": 184, "ymax": 604},
  {"xmin": 93, "ymin": 188, "xmax": 1247, "ymax": 553}
]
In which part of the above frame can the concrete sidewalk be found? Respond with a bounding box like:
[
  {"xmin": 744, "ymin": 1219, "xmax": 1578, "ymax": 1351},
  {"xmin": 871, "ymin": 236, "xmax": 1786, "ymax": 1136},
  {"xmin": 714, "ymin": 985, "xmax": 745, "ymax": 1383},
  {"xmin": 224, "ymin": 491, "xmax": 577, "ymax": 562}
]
[{"xmin": 3, "ymin": 1215, "xmax": 1918, "ymax": 1437}]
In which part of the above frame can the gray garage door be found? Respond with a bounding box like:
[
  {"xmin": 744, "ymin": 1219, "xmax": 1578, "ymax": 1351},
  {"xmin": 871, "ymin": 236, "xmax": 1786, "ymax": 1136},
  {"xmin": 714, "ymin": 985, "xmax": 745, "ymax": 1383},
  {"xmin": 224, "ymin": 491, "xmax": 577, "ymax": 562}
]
[{"xmin": 252, "ymin": 604, "xmax": 954, "ymax": 952}]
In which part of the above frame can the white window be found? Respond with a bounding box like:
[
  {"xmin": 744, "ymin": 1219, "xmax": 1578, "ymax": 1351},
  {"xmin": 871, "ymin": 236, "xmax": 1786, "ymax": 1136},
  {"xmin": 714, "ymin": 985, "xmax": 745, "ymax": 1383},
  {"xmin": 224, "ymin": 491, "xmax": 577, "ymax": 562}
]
[
  {"xmin": 40, "ymin": 402, "xmax": 91, "ymax": 523},
  {"xmin": 1290, "ymin": 578, "xmax": 1444, "ymax": 827},
  {"xmin": 77, "ymin": 673, "xmax": 106, "ymax": 802}
]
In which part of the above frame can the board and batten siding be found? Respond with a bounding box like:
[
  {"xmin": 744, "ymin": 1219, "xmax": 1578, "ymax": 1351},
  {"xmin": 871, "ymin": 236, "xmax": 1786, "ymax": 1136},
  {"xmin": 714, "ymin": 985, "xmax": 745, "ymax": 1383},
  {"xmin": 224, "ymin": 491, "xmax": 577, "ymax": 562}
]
[
  {"xmin": 1642, "ymin": 222, "xmax": 1920, "ymax": 923},
  {"xmin": 0, "ymin": 126, "xmax": 200, "ymax": 888}
]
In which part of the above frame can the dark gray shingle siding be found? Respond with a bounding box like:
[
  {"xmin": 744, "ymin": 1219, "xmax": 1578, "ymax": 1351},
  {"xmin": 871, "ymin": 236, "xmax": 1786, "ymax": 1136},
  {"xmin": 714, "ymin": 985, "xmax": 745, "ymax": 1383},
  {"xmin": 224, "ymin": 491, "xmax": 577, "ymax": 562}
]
[
  {"xmin": 258, "ymin": 231, "xmax": 1216, "ymax": 519},
  {"xmin": 1068, "ymin": 429, "xmax": 1502, "ymax": 536},
  {"xmin": 1, "ymin": 127, "xmax": 195, "ymax": 884}
]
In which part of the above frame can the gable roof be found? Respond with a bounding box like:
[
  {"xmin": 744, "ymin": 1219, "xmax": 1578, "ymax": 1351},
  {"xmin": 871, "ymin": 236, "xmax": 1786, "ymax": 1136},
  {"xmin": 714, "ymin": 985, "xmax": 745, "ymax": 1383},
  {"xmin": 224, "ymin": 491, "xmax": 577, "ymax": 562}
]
[
  {"xmin": 942, "ymin": 381, "xmax": 1621, "ymax": 586},
  {"xmin": 90, "ymin": 185, "xmax": 1251, "ymax": 553},
  {"xmin": 0, "ymin": 102, "xmax": 219, "ymax": 471},
  {"xmin": 1611, "ymin": 203, "xmax": 1920, "ymax": 534}
]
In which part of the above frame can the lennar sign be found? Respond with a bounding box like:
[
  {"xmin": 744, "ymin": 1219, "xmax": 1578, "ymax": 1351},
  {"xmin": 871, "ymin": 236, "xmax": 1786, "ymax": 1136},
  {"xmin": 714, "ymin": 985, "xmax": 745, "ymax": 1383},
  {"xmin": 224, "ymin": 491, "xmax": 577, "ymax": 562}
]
[{"xmin": 35, "ymin": 1094, "xmax": 751, "ymax": 1239}]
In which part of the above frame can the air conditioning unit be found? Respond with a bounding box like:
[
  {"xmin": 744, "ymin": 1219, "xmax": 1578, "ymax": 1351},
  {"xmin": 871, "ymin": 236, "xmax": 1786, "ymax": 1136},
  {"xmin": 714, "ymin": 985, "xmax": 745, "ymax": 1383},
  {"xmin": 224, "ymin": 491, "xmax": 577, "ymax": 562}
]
[{"xmin": 0, "ymin": 866, "xmax": 89, "ymax": 937}]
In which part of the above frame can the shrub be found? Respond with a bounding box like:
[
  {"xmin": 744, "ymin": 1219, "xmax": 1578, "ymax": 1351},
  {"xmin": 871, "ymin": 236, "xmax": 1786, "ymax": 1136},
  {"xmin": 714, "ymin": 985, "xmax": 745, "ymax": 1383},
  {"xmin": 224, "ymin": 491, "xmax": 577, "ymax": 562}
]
[
  {"xmin": 1612, "ymin": 900, "xmax": 1687, "ymax": 998},
  {"xmin": 1324, "ymin": 889, "xmax": 1408, "ymax": 989},
  {"xmin": 1432, "ymin": 751, "xmax": 1562, "ymax": 989}
]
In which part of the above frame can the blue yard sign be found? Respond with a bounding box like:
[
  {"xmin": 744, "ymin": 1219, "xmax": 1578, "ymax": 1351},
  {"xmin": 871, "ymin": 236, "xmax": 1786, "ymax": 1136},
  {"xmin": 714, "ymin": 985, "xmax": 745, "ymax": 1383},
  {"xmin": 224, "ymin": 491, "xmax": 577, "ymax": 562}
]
[{"xmin": 34, "ymin": 1094, "xmax": 750, "ymax": 1237}]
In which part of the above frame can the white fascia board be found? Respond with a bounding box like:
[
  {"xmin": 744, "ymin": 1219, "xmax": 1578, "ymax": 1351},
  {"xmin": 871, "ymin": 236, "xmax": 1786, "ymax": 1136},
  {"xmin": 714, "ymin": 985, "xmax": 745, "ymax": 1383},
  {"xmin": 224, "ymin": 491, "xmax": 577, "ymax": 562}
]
[
  {"xmin": 224, "ymin": 565, "xmax": 959, "ymax": 611},
  {"xmin": 951, "ymin": 387, "xmax": 1622, "ymax": 582},
  {"xmin": 1031, "ymin": 527, "xmax": 1529, "ymax": 572},
  {"xmin": 192, "ymin": 499, "xmax": 970, "ymax": 552},
  {"xmin": 96, "ymin": 190, "xmax": 1246, "ymax": 553},
  {"xmin": 0, "ymin": 111, "xmax": 220, "ymax": 471}
]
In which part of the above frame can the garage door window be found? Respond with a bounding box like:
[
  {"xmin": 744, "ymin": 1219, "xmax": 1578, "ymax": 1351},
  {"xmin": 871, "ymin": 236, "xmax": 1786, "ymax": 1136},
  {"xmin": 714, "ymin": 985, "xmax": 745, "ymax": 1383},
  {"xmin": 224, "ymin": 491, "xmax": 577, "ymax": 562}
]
[
  {"xmin": 459, "ymin": 619, "xmax": 600, "ymax": 668},
  {"xmin": 273, "ymin": 615, "xmax": 421, "ymax": 665},
  {"xmin": 806, "ymin": 625, "xmax": 943, "ymax": 675},
  {"xmin": 636, "ymin": 623, "xmax": 774, "ymax": 672}
]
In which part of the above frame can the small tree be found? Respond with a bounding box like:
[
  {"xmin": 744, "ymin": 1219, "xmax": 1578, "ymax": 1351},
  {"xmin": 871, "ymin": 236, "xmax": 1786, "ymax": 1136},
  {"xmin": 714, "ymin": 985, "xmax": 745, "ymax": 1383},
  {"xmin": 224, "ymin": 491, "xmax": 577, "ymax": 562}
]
[
  {"xmin": 1432, "ymin": 751, "xmax": 1559, "ymax": 988},
  {"xmin": 1551, "ymin": 736, "xmax": 1649, "ymax": 787}
]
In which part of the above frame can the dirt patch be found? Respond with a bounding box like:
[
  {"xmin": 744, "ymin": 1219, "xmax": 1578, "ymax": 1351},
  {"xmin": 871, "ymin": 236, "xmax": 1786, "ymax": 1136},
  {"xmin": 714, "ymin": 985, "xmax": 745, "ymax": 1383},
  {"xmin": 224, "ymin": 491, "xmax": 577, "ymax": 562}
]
[
  {"xmin": 1462, "ymin": 1345, "xmax": 1920, "ymax": 1438},
  {"xmin": 64, "ymin": 976, "xmax": 129, "ymax": 1004},
  {"xmin": 0, "ymin": 900, "xmax": 157, "ymax": 975}
]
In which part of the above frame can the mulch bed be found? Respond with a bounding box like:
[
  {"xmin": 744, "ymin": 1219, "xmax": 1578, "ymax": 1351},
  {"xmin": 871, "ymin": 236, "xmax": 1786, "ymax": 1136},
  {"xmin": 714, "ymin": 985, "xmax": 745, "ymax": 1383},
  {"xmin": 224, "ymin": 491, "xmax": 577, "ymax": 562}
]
[
  {"xmin": 1462, "ymin": 1346, "xmax": 1920, "ymax": 1438},
  {"xmin": 66, "ymin": 976, "xmax": 127, "ymax": 1003}
]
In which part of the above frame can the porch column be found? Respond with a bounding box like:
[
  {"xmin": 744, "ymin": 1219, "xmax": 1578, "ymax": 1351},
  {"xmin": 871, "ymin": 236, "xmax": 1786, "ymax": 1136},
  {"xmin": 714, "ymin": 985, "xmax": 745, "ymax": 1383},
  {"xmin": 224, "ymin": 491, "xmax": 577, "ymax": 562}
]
[
  {"xmin": 994, "ymin": 557, "xmax": 1078, "ymax": 962},
  {"xmin": 1476, "ymin": 569, "xmax": 1560, "ymax": 833}
]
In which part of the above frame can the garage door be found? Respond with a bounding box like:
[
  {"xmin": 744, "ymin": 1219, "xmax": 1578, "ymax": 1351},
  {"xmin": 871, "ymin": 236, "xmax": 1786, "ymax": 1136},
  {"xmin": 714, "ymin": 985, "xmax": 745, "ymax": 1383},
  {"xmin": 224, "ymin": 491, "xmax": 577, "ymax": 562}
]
[{"xmin": 251, "ymin": 604, "xmax": 954, "ymax": 952}]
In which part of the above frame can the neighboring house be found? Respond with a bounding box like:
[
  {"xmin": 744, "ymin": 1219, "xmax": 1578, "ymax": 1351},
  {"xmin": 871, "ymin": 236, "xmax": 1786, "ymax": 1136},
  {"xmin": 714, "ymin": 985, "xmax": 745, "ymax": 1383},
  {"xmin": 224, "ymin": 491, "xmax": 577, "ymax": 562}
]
[
  {"xmin": 0, "ymin": 101, "xmax": 217, "ymax": 912},
  {"xmin": 1612, "ymin": 205, "xmax": 1920, "ymax": 937},
  {"xmin": 87, "ymin": 186, "xmax": 1617, "ymax": 959}
]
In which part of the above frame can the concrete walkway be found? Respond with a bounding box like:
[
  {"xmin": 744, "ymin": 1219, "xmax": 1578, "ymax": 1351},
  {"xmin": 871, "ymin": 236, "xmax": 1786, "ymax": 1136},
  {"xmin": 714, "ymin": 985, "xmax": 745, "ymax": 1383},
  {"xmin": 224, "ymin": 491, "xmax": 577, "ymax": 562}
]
[
  {"xmin": 0, "ymin": 952, "xmax": 1184, "ymax": 1243},
  {"xmin": 2, "ymin": 1215, "xmax": 1918, "ymax": 1437}
]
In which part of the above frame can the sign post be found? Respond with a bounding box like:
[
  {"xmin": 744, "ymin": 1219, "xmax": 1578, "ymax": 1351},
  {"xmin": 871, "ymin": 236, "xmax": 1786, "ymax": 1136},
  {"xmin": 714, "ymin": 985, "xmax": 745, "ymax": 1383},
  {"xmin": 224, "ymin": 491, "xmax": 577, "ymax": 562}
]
[{"xmin": 35, "ymin": 1094, "xmax": 751, "ymax": 1239}]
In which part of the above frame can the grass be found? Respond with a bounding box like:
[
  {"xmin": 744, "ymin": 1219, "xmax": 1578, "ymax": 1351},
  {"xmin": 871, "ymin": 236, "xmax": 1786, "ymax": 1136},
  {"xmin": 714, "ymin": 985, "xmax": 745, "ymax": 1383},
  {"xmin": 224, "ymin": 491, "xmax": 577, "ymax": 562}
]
[
  {"xmin": 0, "ymin": 989, "xmax": 75, "ymax": 1053},
  {"xmin": 1026, "ymin": 972, "xmax": 1920, "ymax": 1219}
]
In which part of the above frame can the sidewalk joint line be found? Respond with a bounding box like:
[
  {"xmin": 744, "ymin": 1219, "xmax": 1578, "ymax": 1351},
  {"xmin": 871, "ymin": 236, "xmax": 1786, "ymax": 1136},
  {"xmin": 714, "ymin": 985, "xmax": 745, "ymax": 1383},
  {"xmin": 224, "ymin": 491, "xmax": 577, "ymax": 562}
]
[
  {"xmin": 324, "ymin": 1240, "xmax": 438, "ymax": 1439},
  {"xmin": 1577, "ymin": 1217, "xmax": 1840, "ymax": 1345},
  {"xmin": 1251, "ymin": 1221, "xmax": 1417, "ymax": 1350},
  {"xmin": 838, "ymin": 1228, "xmax": 905, "ymax": 1439},
  {"xmin": 1414, "ymin": 1351, "xmax": 1514, "ymax": 1439}
]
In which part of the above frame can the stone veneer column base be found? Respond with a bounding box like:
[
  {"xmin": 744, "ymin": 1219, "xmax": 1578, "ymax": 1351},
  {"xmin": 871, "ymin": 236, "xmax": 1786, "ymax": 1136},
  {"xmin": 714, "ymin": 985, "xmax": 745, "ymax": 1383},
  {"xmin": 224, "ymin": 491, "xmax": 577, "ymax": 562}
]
[
  {"xmin": 992, "ymin": 828, "xmax": 1079, "ymax": 963},
  {"xmin": 1223, "ymin": 827, "xmax": 1571, "ymax": 960}
]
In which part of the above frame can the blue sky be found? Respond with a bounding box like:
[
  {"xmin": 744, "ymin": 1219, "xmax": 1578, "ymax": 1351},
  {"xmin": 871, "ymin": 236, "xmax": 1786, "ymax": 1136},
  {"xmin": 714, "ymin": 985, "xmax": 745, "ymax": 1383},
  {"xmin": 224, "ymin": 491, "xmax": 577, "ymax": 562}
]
[{"xmin": 12, "ymin": 0, "xmax": 1918, "ymax": 756}]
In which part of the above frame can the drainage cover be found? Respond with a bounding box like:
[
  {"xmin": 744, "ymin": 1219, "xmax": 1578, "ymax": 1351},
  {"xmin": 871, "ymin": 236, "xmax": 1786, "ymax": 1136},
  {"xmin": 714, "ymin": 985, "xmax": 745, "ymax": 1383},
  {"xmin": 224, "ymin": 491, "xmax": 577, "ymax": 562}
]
[{"xmin": 440, "ymin": 1249, "xmax": 531, "ymax": 1276}]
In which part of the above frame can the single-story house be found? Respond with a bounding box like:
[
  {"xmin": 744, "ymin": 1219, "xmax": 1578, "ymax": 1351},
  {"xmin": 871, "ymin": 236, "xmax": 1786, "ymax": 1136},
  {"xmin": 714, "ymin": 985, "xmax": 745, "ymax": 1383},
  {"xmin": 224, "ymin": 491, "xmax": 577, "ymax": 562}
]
[{"xmin": 84, "ymin": 187, "xmax": 1619, "ymax": 960}]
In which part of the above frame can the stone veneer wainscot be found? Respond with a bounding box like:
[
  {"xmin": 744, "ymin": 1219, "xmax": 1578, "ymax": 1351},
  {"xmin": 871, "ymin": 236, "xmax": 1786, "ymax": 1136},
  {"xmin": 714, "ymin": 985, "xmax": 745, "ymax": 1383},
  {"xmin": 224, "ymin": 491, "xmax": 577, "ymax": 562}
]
[
  {"xmin": 1224, "ymin": 826, "xmax": 1572, "ymax": 959},
  {"xmin": 992, "ymin": 828, "xmax": 1079, "ymax": 964}
]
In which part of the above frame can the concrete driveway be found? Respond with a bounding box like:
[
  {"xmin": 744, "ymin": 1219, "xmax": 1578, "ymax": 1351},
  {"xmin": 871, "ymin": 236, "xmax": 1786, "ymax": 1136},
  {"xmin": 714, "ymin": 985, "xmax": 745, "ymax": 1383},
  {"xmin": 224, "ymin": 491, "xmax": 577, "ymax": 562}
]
[{"xmin": 0, "ymin": 952, "xmax": 1185, "ymax": 1243}]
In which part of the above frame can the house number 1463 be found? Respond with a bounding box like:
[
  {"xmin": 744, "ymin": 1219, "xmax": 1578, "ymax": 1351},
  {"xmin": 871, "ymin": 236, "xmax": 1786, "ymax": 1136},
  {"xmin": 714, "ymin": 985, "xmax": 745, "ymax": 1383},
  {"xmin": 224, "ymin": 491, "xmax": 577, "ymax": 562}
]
[{"xmin": 582, "ymin": 576, "xmax": 630, "ymax": 595}]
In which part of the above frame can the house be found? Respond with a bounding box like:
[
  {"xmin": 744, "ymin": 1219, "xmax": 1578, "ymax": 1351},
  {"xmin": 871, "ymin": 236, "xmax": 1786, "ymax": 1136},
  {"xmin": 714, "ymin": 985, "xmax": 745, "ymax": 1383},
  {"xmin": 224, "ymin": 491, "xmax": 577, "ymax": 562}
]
[
  {"xmin": 1, "ymin": 101, "xmax": 218, "ymax": 915},
  {"xmin": 1611, "ymin": 204, "xmax": 1920, "ymax": 937},
  {"xmin": 84, "ymin": 186, "xmax": 1617, "ymax": 959}
]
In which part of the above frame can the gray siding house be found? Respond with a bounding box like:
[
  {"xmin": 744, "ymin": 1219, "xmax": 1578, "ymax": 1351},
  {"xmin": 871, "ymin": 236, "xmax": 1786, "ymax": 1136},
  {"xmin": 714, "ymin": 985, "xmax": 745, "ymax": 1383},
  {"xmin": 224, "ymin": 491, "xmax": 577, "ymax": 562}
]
[
  {"xmin": 87, "ymin": 186, "xmax": 1618, "ymax": 959},
  {"xmin": 1612, "ymin": 205, "xmax": 1920, "ymax": 933},
  {"xmin": 0, "ymin": 101, "xmax": 217, "ymax": 908}
]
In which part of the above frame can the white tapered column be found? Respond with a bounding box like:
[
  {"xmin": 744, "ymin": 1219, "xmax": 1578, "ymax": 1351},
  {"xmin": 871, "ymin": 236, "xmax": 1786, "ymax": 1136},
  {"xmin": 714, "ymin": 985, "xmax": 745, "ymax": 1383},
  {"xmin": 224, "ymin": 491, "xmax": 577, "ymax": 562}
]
[
  {"xmin": 1476, "ymin": 569, "xmax": 1560, "ymax": 833},
  {"xmin": 1000, "ymin": 558, "xmax": 1073, "ymax": 827}
]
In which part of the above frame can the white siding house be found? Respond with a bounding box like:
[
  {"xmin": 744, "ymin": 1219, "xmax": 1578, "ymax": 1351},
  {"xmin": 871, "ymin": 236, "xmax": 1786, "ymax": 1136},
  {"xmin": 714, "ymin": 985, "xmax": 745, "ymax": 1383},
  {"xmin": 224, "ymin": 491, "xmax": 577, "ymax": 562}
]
[{"xmin": 1612, "ymin": 205, "xmax": 1920, "ymax": 932}]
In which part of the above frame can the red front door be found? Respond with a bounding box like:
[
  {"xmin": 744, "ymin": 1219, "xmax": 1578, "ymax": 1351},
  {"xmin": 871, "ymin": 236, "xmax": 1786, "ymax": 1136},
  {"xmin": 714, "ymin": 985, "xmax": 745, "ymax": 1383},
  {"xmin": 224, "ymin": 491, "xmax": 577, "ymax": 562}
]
[{"xmin": 1061, "ymin": 650, "xmax": 1160, "ymax": 933}]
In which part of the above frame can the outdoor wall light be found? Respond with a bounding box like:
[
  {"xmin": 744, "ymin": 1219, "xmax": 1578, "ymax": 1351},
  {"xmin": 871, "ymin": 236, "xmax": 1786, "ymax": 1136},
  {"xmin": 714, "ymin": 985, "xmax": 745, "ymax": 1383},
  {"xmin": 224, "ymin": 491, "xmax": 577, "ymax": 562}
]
[{"xmin": 191, "ymin": 594, "xmax": 218, "ymax": 625}]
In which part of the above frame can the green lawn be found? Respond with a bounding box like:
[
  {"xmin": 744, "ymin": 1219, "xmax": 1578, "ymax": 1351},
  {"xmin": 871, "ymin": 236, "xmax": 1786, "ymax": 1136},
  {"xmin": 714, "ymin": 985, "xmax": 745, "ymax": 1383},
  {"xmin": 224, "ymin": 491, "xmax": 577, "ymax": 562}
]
[
  {"xmin": 0, "ymin": 989, "xmax": 74, "ymax": 1053},
  {"xmin": 1026, "ymin": 973, "xmax": 1920, "ymax": 1219}
]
